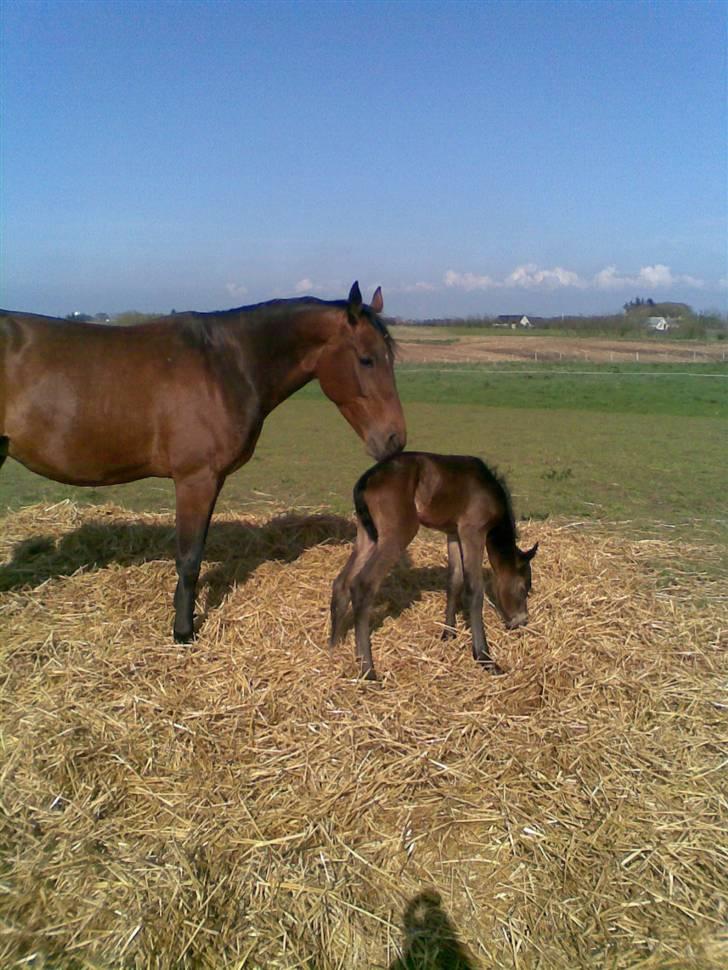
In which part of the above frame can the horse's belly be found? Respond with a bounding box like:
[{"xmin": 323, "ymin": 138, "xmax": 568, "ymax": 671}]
[
  {"xmin": 8, "ymin": 431, "xmax": 160, "ymax": 486},
  {"xmin": 5, "ymin": 375, "xmax": 162, "ymax": 485}
]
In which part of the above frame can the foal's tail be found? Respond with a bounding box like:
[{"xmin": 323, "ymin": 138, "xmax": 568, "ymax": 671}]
[{"xmin": 353, "ymin": 468, "xmax": 379, "ymax": 543}]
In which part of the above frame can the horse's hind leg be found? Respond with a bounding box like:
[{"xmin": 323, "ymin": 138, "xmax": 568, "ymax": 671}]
[
  {"xmin": 172, "ymin": 470, "xmax": 222, "ymax": 643},
  {"xmin": 460, "ymin": 527, "xmax": 503, "ymax": 674},
  {"xmin": 442, "ymin": 533, "xmax": 464, "ymax": 640},
  {"xmin": 329, "ymin": 526, "xmax": 373, "ymax": 648},
  {"xmin": 0, "ymin": 436, "xmax": 8, "ymax": 473}
]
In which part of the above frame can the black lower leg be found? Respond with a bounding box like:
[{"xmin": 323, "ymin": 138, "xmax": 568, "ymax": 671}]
[{"xmin": 173, "ymin": 473, "xmax": 221, "ymax": 643}]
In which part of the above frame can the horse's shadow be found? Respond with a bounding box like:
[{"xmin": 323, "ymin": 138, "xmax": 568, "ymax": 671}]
[
  {"xmin": 341, "ymin": 560, "xmax": 501, "ymax": 643},
  {"xmin": 0, "ymin": 512, "xmax": 498, "ymax": 639},
  {"xmin": 0, "ymin": 511, "xmax": 354, "ymax": 614}
]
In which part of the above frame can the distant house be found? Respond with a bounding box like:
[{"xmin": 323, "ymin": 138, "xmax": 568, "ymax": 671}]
[
  {"xmin": 646, "ymin": 316, "xmax": 671, "ymax": 333},
  {"xmin": 496, "ymin": 314, "xmax": 533, "ymax": 329}
]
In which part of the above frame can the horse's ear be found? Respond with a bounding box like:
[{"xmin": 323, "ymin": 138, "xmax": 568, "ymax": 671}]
[
  {"xmin": 370, "ymin": 286, "xmax": 384, "ymax": 314},
  {"xmin": 348, "ymin": 281, "xmax": 363, "ymax": 312},
  {"xmin": 523, "ymin": 542, "xmax": 539, "ymax": 562}
]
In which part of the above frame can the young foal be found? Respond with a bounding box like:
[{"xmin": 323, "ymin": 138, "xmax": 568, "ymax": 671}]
[{"xmin": 330, "ymin": 452, "xmax": 538, "ymax": 680}]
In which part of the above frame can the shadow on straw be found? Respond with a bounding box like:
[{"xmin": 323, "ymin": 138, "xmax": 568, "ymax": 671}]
[
  {"xmin": 390, "ymin": 889, "xmax": 479, "ymax": 969},
  {"xmin": 0, "ymin": 511, "xmax": 356, "ymax": 615},
  {"xmin": 337, "ymin": 557, "xmax": 501, "ymax": 641}
]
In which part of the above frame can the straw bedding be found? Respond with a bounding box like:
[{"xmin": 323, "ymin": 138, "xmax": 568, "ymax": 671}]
[{"xmin": 1, "ymin": 501, "xmax": 726, "ymax": 969}]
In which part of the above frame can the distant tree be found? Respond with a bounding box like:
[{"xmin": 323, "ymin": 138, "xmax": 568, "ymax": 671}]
[{"xmin": 65, "ymin": 311, "xmax": 93, "ymax": 323}]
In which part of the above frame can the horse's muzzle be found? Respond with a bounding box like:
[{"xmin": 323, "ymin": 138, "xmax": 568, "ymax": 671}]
[
  {"xmin": 367, "ymin": 430, "xmax": 406, "ymax": 461},
  {"xmin": 505, "ymin": 612, "xmax": 528, "ymax": 630}
]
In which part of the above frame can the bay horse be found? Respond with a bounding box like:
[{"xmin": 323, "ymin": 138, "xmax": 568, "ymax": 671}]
[
  {"xmin": 0, "ymin": 282, "xmax": 406, "ymax": 641},
  {"xmin": 330, "ymin": 452, "xmax": 538, "ymax": 680}
]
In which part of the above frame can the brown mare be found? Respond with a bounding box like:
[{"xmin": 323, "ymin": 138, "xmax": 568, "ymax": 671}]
[
  {"xmin": 0, "ymin": 282, "xmax": 406, "ymax": 641},
  {"xmin": 330, "ymin": 452, "xmax": 538, "ymax": 679}
]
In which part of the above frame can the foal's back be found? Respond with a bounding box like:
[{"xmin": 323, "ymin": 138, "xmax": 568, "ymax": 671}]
[{"xmin": 356, "ymin": 451, "xmax": 509, "ymax": 539}]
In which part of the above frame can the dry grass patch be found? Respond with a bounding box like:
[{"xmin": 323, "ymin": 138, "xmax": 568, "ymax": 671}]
[{"xmin": 1, "ymin": 501, "xmax": 726, "ymax": 969}]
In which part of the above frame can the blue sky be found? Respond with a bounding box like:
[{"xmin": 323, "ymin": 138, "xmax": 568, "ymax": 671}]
[{"xmin": 2, "ymin": 0, "xmax": 726, "ymax": 318}]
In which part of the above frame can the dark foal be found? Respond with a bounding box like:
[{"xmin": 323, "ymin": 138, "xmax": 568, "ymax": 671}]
[
  {"xmin": 330, "ymin": 452, "xmax": 538, "ymax": 680},
  {"xmin": 1, "ymin": 283, "xmax": 406, "ymax": 641}
]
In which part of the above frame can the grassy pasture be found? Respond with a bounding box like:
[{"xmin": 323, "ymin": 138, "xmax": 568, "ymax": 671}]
[{"xmin": 1, "ymin": 362, "xmax": 726, "ymax": 543}]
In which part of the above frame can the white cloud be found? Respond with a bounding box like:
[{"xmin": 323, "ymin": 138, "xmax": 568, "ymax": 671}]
[
  {"xmin": 637, "ymin": 264, "xmax": 675, "ymax": 288},
  {"xmin": 594, "ymin": 264, "xmax": 704, "ymax": 290},
  {"xmin": 444, "ymin": 270, "xmax": 497, "ymax": 290},
  {"xmin": 225, "ymin": 282, "xmax": 248, "ymax": 298},
  {"xmin": 593, "ymin": 265, "xmax": 625, "ymax": 289},
  {"xmin": 504, "ymin": 264, "xmax": 585, "ymax": 289},
  {"xmin": 420, "ymin": 263, "xmax": 711, "ymax": 298},
  {"xmin": 445, "ymin": 264, "xmax": 585, "ymax": 291}
]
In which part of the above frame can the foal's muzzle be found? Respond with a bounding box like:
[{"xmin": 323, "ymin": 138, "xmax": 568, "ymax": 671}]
[{"xmin": 505, "ymin": 612, "xmax": 528, "ymax": 630}]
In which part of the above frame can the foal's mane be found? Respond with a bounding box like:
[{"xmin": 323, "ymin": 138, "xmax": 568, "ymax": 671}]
[{"xmin": 473, "ymin": 458, "xmax": 516, "ymax": 531}]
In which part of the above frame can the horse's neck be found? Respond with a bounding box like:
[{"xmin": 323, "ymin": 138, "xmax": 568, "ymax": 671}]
[{"xmin": 238, "ymin": 306, "xmax": 338, "ymax": 414}]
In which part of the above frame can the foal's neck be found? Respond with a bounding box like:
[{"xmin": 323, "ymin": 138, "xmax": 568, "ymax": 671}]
[{"xmin": 485, "ymin": 514, "xmax": 518, "ymax": 571}]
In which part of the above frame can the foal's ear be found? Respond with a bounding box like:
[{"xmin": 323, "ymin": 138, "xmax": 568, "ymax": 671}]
[
  {"xmin": 348, "ymin": 281, "xmax": 363, "ymax": 313},
  {"xmin": 522, "ymin": 542, "xmax": 539, "ymax": 562},
  {"xmin": 370, "ymin": 286, "xmax": 384, "ymax": 314}
]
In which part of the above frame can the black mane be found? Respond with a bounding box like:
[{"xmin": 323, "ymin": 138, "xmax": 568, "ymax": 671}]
[{"xmin": 213, "ymin": 295, "xmax": 395, "ymax": 352}]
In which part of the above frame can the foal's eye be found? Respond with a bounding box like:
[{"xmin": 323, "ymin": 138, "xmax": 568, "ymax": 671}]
[{"xmin": 359, "ymin": 356, "xmax": 375, "ymax": 367}]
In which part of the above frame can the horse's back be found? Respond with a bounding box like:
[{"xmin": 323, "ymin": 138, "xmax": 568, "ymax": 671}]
[{"xmin": 0, "ymin": 310, "xmax": 249, "ymax": 485}]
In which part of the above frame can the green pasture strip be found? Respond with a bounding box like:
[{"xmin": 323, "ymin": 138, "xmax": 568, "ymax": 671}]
[
  {"xmin": 2, "ymin": 399, "xmax": 726, "ymax": 546},
  {"xmin": 296, "ymin": 361, "xmax": 728, "ymax": 418}
]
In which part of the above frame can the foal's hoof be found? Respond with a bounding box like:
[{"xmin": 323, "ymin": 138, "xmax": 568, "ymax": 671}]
[
  {"xmin": 174, "ymin": 629, "xmax": 196, "ymax": 645},
  {"xmin": 441, "ymin": 627, "xmax": 457, "ymax": 641},
  {"xmin": 361, "ymin": 667, "xmax": 379, "ymax": 682}
]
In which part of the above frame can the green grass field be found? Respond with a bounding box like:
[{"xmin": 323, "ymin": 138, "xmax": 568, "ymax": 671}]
[{"xmin": 2, "ymin": 362, "xmax": 726, "ymax": 542}]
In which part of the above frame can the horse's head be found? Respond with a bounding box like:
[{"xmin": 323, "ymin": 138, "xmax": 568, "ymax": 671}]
[
  {"xmin": 316, "ymin": 282, "xmax": 406, "ymax": 461},
  {"xmin": 495, "ymin": 542, "xmax": 538, "ymax": 629}
]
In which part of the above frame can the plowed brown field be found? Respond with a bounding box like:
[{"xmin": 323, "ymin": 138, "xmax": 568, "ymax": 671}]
[{"xmin": 395, "ymin": 329, "xmax": 726, "ymax": 364}]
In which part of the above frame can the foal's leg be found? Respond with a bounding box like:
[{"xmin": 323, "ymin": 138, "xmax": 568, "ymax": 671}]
[
  {"xmin": 0, "ymin": 436, "xmax": 8, "ymax": 473},
  {"xmin": 350, "ymin": 539, "xmax": 402, "ymax": 680},
  {"xmin": 350, "ymin": 517, "xmax": 417, "ymax": 680},
  {"xmin": 442, "ymin": 533, "xmax": 464, "ymax": 640},
  {"xmin": 329, "ymin": 526, "xmax": 374, "ymax": 647},
  {"xmin": 460, "ymin": 527, "xmax": 503, "ymax": 674},
  {"xmin": 172, "ymin": 470, "xmax": 222, "ymax": 643}
]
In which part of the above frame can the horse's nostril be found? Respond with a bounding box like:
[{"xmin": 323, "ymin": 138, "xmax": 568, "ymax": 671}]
[{"xmin": 386, "ymin": 432, "xmax": 404, "ymax": 456}]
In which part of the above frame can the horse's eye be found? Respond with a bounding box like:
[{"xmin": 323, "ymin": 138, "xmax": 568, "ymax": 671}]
[{"xmin": 359, "ymin": 356, "xmax": 375, "ymax": 367}]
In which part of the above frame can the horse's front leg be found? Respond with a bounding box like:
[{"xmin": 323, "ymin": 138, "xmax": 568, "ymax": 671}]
[
  {"xmin": 460, "ymin": 527, "xmax": 504, "ymax": 675},
  {"xmin": 173, "ymin": 470, "xmax": 222, "ymax": 643}
]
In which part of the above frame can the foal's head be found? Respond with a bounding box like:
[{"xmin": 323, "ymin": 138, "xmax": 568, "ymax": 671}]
[
  {"xmin": 494, "ymin": 542, "xmax": 539, "ymax": 630},
  {"xmin": 316, "ymin": 282, "xmax": 406, "ymax": 461}
]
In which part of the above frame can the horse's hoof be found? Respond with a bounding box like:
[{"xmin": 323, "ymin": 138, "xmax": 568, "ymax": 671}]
[
  {"xmin": 174, "ymin": 629, "xmax": 195, "ymax": 644},
  {"xmin": 361, "ymin": 668, "xmax": 378, "ymax": 682},
  {"xmin": 441, "ymin": 627, "xmax": 456, "ymax": 641},
  {"xmin": 477, "ymin": 658, "xmax": 505, "ymax": 676}
]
